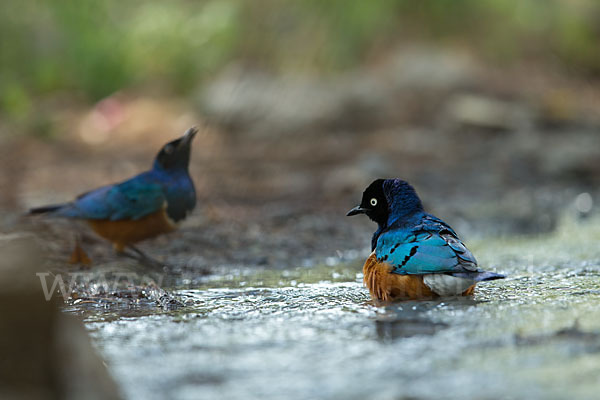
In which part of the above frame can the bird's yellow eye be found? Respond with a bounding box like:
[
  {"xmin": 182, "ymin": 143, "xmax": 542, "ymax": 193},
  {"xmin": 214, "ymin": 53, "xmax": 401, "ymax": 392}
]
[{"xmin": 370, "ymin": 198, "xmax": 377, "ymax": 206}]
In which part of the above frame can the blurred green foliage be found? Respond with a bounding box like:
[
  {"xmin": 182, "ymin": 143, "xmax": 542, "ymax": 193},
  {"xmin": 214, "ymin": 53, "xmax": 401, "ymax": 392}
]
[{"xmin": 1, "ymin": 0, "xmax": 598, "ymax": 129}]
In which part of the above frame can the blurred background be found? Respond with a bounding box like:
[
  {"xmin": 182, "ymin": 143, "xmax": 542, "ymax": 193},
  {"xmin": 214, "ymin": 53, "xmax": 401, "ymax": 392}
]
[
  {"xmin": 1, "ymin": 0, "xmax": 599, "ymax": 263},
  {"xmin": 2, "ymin": 2, "xmax": 600, "ymax": 399}
]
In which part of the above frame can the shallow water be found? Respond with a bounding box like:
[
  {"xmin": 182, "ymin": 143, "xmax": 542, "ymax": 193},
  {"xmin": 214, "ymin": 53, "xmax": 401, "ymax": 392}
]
[{"xmin": 82, "ymin": 217, "xmax": 600, "ymax": 400}]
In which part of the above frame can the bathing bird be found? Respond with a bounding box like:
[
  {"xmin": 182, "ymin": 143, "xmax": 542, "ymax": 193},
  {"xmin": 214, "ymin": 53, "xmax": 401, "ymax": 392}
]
[
  {"xmin": 347, "ymin": 179, "xmax": 504, "ymax": 302},
  {"xmin": 29, "ymin": 127, "xmax": 198, "ymax": 262}
]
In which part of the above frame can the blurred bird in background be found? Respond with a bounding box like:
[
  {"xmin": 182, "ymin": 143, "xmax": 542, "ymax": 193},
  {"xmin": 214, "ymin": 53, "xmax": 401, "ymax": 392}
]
[
  {"xmin": 29, "ymin": 127, "xmax": 198, "ymax": 265},
  {"xmin": 348, "ymin": 179, "xmax": 504, "ymax": 302}
]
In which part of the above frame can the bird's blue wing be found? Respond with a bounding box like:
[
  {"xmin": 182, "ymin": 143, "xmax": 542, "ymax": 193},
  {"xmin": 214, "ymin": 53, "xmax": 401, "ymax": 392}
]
[
  {"xmin": 55, "ymin": 174, "xmax": 166, "ymax": 221},
  {"xmin": 376, "ymin": 214, "xmax": 477, "ymax": 275}
]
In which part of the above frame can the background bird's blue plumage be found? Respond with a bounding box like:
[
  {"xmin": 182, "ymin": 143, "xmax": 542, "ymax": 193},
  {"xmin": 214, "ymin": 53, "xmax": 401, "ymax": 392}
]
[
  {"xmin": 30, "ymin": 127, "xmax": 198, "ymax": 232},
  {"xmin": 54, "ymin": 173, "xmax": 166, "ymax": 220},
  {"xmin": 41, "ymin": 163, "xmax": 196, "ymax": 228},
  {"xmin": 376, "ymin": 212, "xmax": 478, "ymax": 275},
  {"xmin": 157, "ymin": 170, "xmax": 196, "ymax": 222},
  {"xmin": 45, "ymin": 167, "xmax": 194, "ymax": 222}
]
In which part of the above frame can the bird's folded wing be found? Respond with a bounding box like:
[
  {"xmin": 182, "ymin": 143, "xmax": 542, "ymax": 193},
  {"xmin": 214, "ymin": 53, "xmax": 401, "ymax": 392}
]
[
  {"xmin": 376, "ymin": 218, "xmax": 478, "ymax": 275},
  {"xmin": 57, "ymin": 178, "xmax": 166, "ymax": 221}
]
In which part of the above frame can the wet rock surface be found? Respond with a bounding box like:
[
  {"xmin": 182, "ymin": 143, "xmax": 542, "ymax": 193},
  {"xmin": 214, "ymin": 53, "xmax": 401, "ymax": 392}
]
[
  {"xmin": 81, "ymin": 220, "xmax": 600, "ymax": 400},
  {"xmin": 24, "ymin": 217, "xmax": 590, "ymax": 400},
  {"xmin": 0, "ymin": 234, "xmax": 122, "ymax": 400}
]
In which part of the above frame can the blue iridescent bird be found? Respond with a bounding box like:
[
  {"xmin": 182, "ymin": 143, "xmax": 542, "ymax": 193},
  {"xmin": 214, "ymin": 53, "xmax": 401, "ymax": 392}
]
[
  {"xmin": 347, "ymin": 179, "xmax": 504, "ymax": 302},
  {"xmin": 30, "ymin": 127, "xmax": 197, "ymax": 259}
]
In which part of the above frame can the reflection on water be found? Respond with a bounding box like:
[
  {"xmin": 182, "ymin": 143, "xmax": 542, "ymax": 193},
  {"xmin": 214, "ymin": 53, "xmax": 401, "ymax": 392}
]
[{"xmin": 82, "ymin": 218, "xmax": 600, "ymax": 400}]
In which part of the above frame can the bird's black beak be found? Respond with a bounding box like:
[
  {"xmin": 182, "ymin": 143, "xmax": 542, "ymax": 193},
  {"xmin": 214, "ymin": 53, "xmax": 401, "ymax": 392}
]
[
  {"xmin": 347, "ymin": 206, "xmax": 367, "ymax": 216},
  {"xmin": 180, "ymin": 126, "xmax": 198, "ymax": 146}
]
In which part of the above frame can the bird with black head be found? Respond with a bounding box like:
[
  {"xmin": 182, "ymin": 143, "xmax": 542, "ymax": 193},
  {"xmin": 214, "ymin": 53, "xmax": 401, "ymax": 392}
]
[
  {"xmin": 348, "ymin": 179, "xmax": 505, "ymax": 302},
  {"xmin": 30, "ymin": 127, "xmax": 198, "ymax": 265}
]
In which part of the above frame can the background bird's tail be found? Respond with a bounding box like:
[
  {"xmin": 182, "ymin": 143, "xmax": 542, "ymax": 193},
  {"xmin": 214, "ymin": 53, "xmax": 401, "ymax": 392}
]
[
  {"xmin": 451, "ymin": 271, "xmax": 505, "ymax": 282},
  {"xmin": 28, "ymin": 204, "xmax": 65, "ymax": 215}
]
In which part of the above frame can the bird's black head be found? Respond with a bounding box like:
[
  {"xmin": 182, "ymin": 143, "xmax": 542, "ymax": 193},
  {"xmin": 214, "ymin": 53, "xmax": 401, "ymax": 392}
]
[
  {"xmin": 347, "ymin": 179, "xmax": 423, "ymax": 227},
  {"xmin": 153, "ymin": 127, "xmax": 198, "ymax": 171},
  {"xmin": 347, "ymin": 179, "xmax": 388, "ymax": 225}
]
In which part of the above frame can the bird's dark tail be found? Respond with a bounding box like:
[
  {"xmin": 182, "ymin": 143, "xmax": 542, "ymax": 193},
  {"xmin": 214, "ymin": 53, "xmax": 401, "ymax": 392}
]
[
  {"xmin": 28, "ymin": 204, "xmax": 65, "ymax": 215},
  {"xmin": 451, "ymin": 271, "xmax": 505, "ymax": 282}
]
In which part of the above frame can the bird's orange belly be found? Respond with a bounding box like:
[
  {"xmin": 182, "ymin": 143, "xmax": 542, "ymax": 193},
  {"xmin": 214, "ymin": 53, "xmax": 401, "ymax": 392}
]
[
  {"xmin": 362, "ymin": 252, "xmax": 475, "ymax": 302},
  {"xmin": 86, "ymin": 210, "xmax": 176, "ymax": 252}
]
